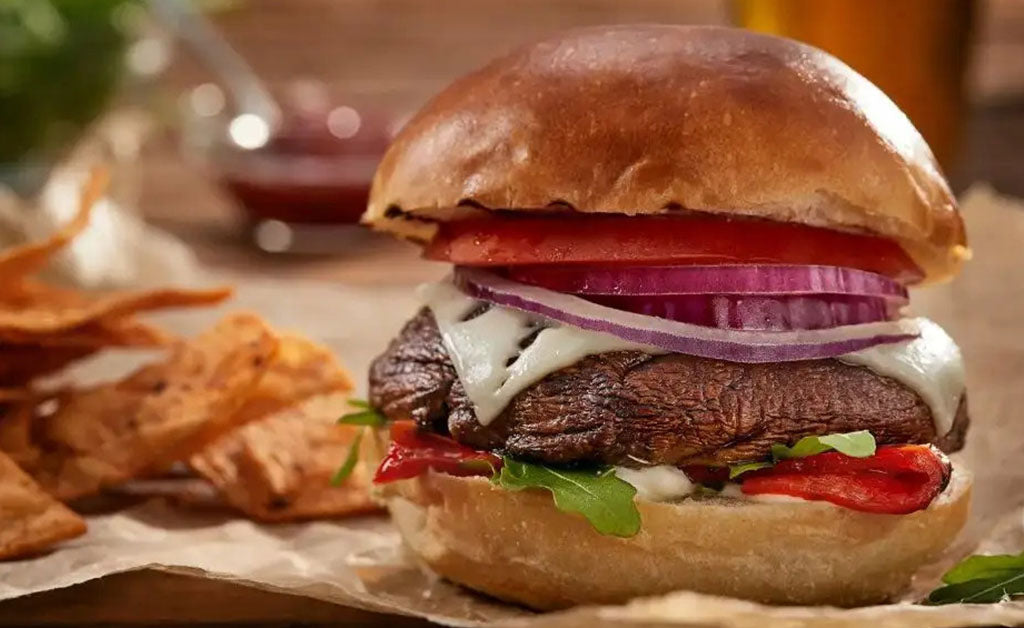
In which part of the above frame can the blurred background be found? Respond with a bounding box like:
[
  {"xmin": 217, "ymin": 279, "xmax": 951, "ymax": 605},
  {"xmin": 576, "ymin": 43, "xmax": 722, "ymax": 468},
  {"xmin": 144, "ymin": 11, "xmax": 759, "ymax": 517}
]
[{"xmin": 0, "ymin": 0, "xmax": 1020, "ymax": 285}]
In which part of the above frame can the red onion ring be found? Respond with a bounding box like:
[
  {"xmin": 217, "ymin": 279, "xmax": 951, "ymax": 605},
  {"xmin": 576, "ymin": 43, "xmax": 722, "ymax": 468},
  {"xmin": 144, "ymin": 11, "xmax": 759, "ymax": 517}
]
[
  {"xmin": 586, "ymin": 294, "xmax": 898, "ymax": 330},
  {"xmin": 507, "ymin": 264, "xmax": 909, "ymax": 300},
  {"xmin": 454, "ymin": 268, "xmax": 919, "ymax": 363}
]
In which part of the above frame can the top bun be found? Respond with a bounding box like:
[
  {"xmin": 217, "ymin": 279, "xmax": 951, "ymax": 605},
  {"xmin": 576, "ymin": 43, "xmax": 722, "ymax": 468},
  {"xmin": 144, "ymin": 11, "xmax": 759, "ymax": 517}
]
[{"xmin": 365, "ymin": 25, "xmax": 967, "ymax": 283}]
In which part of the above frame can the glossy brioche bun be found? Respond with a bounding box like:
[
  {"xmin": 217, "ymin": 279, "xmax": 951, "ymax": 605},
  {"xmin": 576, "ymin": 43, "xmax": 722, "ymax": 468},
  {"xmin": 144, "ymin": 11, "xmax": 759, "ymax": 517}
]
[
  {"xmin": 364, "ymin": 25, "xmax": 967, "ymax": 283},
  {"xmin": 376, "ymin": 465, "xmax": 971, "ymax": 610}
]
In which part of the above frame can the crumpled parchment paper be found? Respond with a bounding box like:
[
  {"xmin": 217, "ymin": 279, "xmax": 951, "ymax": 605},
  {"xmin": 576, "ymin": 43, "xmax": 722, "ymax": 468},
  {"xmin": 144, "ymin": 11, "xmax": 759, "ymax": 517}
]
[{"xmin": 2, "ymin": 186, "xmax": 1024, "ymax": 628}]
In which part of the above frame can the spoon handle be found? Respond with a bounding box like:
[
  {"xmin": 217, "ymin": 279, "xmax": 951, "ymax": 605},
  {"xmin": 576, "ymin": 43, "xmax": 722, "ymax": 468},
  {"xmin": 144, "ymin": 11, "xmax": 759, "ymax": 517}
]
[{"xmin": 148, "ymin": 0, "xmax": 279, "ymax": 124}]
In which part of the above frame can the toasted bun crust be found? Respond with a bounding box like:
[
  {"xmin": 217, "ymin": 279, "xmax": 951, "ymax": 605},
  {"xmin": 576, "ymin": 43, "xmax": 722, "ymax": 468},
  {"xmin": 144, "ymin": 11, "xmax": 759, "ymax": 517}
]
[
  {"xmin": 377, "ymin": 466, "xmax": 971, "ymax": 610},
  {"xmin": 365, "ymin": 25, "xmax": 966, "ymax": 282}
]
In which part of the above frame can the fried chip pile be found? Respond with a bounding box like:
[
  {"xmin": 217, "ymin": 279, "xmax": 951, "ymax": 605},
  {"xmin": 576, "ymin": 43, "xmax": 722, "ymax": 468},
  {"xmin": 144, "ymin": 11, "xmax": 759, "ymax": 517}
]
[
  {"xmin": 0, "ymin": 169, "xmax": 378, "ymax": 560},
  {"xmin": 24, "ymin": 314, "xmax": 278, "ymax": 501},
  {"xmin": 0, "ymin": 282, "xmax": 231, "ymax": 340},
  {"xmin": 0, "ymin": 172, "xmax": 232, "ymax": 388}
]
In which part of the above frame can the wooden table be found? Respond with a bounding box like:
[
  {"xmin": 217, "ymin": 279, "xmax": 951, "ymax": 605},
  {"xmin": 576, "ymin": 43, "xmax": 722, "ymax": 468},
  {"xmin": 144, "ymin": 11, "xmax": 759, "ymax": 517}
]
[{"xmin": 0, "ymin": 571, "xmax": 433, "ymax": 627}]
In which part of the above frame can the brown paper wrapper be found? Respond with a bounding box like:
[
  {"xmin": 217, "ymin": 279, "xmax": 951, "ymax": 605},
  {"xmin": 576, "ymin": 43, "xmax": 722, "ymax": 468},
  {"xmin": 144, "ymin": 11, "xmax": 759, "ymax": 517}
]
[{"xmin": 2, "ymin": 186, "xmax": 1024, "ymax": 627}]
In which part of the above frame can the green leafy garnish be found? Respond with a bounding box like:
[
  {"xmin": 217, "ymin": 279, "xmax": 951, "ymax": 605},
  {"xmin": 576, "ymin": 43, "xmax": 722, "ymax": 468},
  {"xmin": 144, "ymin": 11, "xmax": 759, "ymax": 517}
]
[
  {"xmin": 331, "ymin": 429, "xmax": 364, "ymax": 485},
  {"xmin": 944, "ymin": 554, "xmax": 1024, "ymax": 584},
  {"xmin": 728, "ymin": 460, "xmax": 773, "ymax": 479},
  {"xmin": 493, "ymin": 457, "xmax": 641, "ymax": 537},
  {"xmin": 333, "ymin": 400, "xmax": 386, "ymax": 485},
  {"xmin": 461, "ymin": 458, "xmax": 499, "ymax": 476},
  {"xmin": 338, "ymin": 399, "xmax": 386, "ymax": 427},
  {"xmin": 926, "ymin": 551, "xmax": 1024, "ymax": 604},
  {"xmin": 728, "ymin": 431, "xmax": 877, "ymax": 479},
  {"xmin": 770, "ymin": 430, "xmax": 876, "ymax": 460}
]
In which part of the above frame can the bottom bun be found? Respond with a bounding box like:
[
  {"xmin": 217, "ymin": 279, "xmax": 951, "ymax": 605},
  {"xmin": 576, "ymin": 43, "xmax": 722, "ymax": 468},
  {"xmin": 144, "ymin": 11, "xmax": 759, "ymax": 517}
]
[{"xmin": 376, "ymin": 466, "xmax": 971, "ymax": 610}]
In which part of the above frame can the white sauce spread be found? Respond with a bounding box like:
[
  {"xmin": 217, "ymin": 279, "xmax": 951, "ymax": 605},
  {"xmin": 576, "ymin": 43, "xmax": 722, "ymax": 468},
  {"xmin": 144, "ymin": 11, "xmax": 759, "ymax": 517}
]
[
  {"xmin": 838, "ymin": 318, "xmax": 964, "ymax": 436},
  {"xmin": 718, "ymin": 483, "xmax": 819, "ymax": 504},
  {"xmin": 612, "ymin": 469, "xmax": 816, "ymax": 504},
  {"xmin": 422, "ymin": 279, "xmax": 965, "ymax": 436},
  {"xmin": 614, "ymin": 465, "xmax": 695, "ymax": 501}
]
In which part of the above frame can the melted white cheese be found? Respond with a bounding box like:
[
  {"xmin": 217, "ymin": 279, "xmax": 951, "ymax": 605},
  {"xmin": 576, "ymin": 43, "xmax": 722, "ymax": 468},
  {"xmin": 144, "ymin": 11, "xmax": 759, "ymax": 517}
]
[
  {"xmin": 423, "ymin": 279, "xmax": 965, "ymax": 436},
  {"xmin": 615, "ymin": 470, "xmax": 816, "ymax": 505},
  {"xmin": 422, "ymin": 280, "xmax": 665, "ymax": 425},
  {"xmin": 838, "ymin": 318, "xmax": 964, "ymax": 436},
  {"xmin": 614, "ymin": 465, "xmax": 695, "ymax": 502}
]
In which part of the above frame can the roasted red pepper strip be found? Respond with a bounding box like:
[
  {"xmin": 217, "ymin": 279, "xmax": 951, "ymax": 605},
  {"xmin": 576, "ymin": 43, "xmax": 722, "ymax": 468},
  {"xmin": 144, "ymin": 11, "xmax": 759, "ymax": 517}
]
[
  {"xmin": 739, "ymin": 445, "xmax": 950, "ymax": 514},
  {"xmin": 374, "ymin": 421, "xmax": 502, "ymax": 483}
]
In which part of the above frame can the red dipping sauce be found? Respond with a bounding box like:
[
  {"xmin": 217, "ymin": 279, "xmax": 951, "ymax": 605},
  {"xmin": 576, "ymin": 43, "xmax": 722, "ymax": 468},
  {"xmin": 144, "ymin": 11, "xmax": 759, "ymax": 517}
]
[{"xmin": 217, "ymin": 102, "xmax": 393, "ymax": 225}]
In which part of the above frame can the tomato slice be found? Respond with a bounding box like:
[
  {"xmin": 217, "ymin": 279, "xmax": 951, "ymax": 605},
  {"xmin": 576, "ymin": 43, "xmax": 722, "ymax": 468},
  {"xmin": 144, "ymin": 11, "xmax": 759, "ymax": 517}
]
[
  {"xmin": 424, "ymin": 215, "xmax": 923, "ymax": 284},
  {"xmin": 739, "ymin": 445, "xmax": 950, "ymax": 514},
  {"xmin": 373, "ymin": 421, "xmax": 502, "ymax": 483}
]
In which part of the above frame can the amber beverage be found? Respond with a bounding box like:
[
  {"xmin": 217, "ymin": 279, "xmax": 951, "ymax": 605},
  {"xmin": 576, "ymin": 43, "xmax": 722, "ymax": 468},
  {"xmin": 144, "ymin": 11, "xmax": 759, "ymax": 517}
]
[{"xmin": 733, "ymin": 0, "xmax": 975, "ymax": 170}]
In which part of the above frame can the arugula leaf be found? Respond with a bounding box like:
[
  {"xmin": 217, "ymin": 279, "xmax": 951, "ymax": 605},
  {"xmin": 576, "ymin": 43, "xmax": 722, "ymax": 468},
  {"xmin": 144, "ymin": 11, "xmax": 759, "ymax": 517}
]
[
  {"xmin": 926, "ymin": 551, "xmax": 1024, "ymax": 605},
  {"xmin": 728, "ymin": 460, "xmax": 773, "ymax": 479},
  {"xmin": 926, "ymin": 575, "xmax": 1024, "ymax": 605},
  {"xmin": 727, "ymin": 431, "xmax": 877, "ymax": 480},
  {"xmin": 460, "ymin": 458, "xmax": 499, "ymax": 476},
  {"xmin": 494, "ymin": 457, "xmax": 641, "ymax": 537},
  {"xmin": 338, "ymin": 399, "xmax": 386, "ymax": 427},
  {"xmin": 331, "ymin": 429, "xmax": 364, "ymax": 485},
  {"xmin": 770, "ymin": 430, "xmax": 876, "ymax": 461},
  {"xmin": 943, "ymin": 553, "xmax": 1024, "ymax": 584}
]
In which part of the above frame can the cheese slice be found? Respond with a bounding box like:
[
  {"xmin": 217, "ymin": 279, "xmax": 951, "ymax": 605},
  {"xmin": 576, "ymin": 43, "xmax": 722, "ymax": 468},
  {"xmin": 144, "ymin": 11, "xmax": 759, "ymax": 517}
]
[
  {"xmin": 422, "ymin": 279, "xmax": 965, "ymax": 436},
  {"xmin": 422, "ymin": 280, "xmax": 664, "ymax": 425},
  {"xmin": 838, "ymin": 318, "xmax": 964, "ymax": 436}
]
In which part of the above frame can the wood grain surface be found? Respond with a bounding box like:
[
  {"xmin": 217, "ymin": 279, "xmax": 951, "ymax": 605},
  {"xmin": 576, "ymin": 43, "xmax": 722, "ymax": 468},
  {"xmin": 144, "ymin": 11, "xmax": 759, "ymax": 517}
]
[{"xmin": 0, "ymin": 570, "xmax": 432, "ymax": 627}]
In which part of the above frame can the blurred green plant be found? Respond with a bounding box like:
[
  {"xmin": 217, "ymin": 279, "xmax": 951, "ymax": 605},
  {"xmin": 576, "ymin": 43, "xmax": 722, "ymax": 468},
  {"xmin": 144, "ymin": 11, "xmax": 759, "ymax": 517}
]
[{"xmin": 0, "ymin": 0, "xmax": 139, "ymax": 189}]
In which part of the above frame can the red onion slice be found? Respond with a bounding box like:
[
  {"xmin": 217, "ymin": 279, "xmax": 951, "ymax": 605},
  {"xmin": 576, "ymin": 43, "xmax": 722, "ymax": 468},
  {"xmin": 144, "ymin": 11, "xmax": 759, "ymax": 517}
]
[
  {"xmin": 507, "ymin": 264, "xmax": 909, "ymax": 301},
  {"xmin": 587, "ymin": 294, "xmax": 898, "ymax": 330},
  {"xmin": 454, "ymin": 268, "xmax": 919, "ymax": 364}
]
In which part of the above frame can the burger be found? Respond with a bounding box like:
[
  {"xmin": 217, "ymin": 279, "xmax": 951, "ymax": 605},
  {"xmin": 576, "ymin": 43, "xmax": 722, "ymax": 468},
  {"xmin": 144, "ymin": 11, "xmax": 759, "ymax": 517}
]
[{"xmin": 357, "ymin": 25, "xmax": 971, "ymax": 609}]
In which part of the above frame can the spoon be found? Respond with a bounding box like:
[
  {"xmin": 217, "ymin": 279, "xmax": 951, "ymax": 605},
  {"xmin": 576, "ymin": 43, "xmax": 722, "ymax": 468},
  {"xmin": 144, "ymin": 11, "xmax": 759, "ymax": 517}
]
[{"xmin": 147, "ymin": 0, "xmax": 279, "ymax": 149}]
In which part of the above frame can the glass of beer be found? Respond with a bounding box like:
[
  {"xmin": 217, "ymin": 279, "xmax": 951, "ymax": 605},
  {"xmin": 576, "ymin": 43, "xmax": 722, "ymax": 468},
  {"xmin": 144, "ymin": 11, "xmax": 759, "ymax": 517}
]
[{"xmin": 732, "ymin": 0, "xmax": 976, "ymax": 171}]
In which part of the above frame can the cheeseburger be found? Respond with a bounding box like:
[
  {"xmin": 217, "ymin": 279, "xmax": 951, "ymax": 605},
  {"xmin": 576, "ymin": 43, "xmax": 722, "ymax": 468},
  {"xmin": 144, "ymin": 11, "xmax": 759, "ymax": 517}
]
[{"xmin": 358, "ymin": 25, "xmax": 970, "ymax": 609}]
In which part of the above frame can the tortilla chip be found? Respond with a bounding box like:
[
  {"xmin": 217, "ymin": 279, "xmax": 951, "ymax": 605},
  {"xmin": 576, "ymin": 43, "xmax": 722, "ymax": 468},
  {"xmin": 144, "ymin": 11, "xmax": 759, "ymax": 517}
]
[
  {"xmin": 0, "ymin": 345, "xmax": 95, "ymax": 387},
  {"xmin": 0, "ymin": 317, "xmax": 173, "ymax": 348},
  {"xmin": 24, "ymin": 313, "xmax": 279, "ymax": 501},
  {"xmin": 0, "ymin": 399, "xmax": 44, "ymax": 468},
  {"xmin": 0, "ymin": 280, "xmax": 85, "ymax": 309},
  {"xmin": 227, "ymin": 333, "xmax": 353, "ymax": 428},
  {"xmin": 0, "ymin": 284, "xmax": 232, "ymax": 339},
  {"xmin": 56, "ymin": 317, "xmax": 173, "ymax": 347},
  {"xmin": 0, "ymin": 168, "xmax": 105, "ymax": 284},
  {"xmin": 109, "ymin": 476, "xmax": 224, "ymax": 509},
  {"xmin": 0, "ymin": 388, "xmax": 34, "ymax": 402},
  {"xmin": 0, "ymin": 450, "xmax": 86, "ymax": 560},
  {"xmin": 191, "ymin": 396, "xmax": 380, "ymax": 521},
  {"xmin": 0, "ymin": 319, "xmax": 170, "ymax": 388}
]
